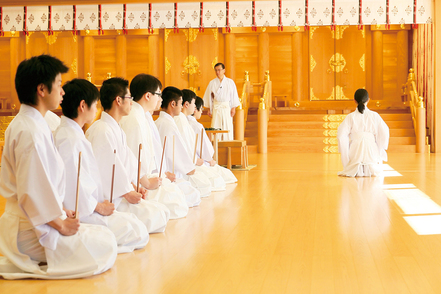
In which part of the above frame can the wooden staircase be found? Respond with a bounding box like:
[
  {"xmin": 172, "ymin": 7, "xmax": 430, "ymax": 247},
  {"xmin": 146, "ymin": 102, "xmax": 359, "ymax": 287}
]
[{"xmin": 244, "ymin": 110, "xmax": 416, "ymax": 153}]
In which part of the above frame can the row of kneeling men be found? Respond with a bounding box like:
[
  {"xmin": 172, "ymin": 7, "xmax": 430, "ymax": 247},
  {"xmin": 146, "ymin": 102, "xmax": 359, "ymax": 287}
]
[{"xmin": 0, "ymin": 55, "xmax": 237, "ymax": 279}]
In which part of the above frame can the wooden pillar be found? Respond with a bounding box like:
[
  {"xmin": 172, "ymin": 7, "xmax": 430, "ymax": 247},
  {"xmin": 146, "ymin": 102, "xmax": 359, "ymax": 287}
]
[
  {"xmin": 225, "ymin": 33, "xmax": 236, "ymax": 81},
  {"xmin": 83, "ymin": 36, "xmax": 94, "ymax": 83},
  {"xmin": 372, "ymin": 30, "xmax": 383, "ymax": 100},
  {"xmin": 116, "ymin": 35, "xmax": 127, "ymax": 78},
  {"xmin": 148, "ymin": 35, "xmax": 160, "ymax": 77},
  {"xmin": 397, "ymin": 30, "xmax": 409, "ymax": 99},
  {"xmin": 292, "ymin": 32, "xmax": 303, "ymax": 101},
  {"xmin": 258, "ymin": 32, "xmax": 269, "ymax": 83},
  {"xmin": 9, "ymin": 36, "xmax": 22, "ymax": 107},
  {"xmin": 434, "ymin": 0, "xmax": 441, "ymax": 152}
]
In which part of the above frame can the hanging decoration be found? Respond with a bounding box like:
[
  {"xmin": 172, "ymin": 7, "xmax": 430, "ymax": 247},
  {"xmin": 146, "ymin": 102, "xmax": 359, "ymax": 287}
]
[
  {"xmin": 305, "ymin": 0, "xmax": 309, "ymax": 30},
  {"xmin": 23, "ymin": 6, "xmax": 28, "ymax": 36},
  {"xmin": 48, "ymin": 6, "xmax": 53, "ymax": 35},
  {"xmin": 123, "ymin": 4, "xmax": 127, "ymax": 34},
  {"xmin": 98, "ymin": 4, "xmax": 103, "ymax": 34},
  {"xmin": 0, "ymin": 7, "xmax": 3, "ymax": 36},
  {"xmin": 251, "ymin": 1, "xmax": 256, "ymax": 31},
  {"xmin": 358, "ymin": 0, "xmax": 363, "ymax": 29},
  {"xmin": 226, "ymin": 2, "xmax": 230, "ymax": 32},
  {"xmin": 386, "ymin": 0, "xmax": 390, "ymax": 29},
  {"xmin": 278, "ymin": 0, "xmax": 283, "ymax": 31},
  {"xmin": 148, "ymin": 3, "xmax": 153, "ymax": 33},
  {"xmin": 199, "ymin": 2, "xmax": 204, "ymax": 32},
  {"xmin": 174, "ymin": 3, "xmax": 179, "ymax": 33},
  {"xmin": 331, "ymin": 0, "xmax": 336, "ymax": 30},
  {"xmin": 413, "ymin": 0, "xmax": 418, "ymax": 28}
]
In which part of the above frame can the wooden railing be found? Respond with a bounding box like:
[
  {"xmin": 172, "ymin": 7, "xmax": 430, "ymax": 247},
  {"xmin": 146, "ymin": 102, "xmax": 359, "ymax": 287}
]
[{"xmin": 401, "ymin": 68, "xmax": 427, "ymax": 153}]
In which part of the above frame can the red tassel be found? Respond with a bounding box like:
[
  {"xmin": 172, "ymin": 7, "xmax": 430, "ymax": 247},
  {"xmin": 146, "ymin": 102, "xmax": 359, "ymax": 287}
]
[
  {"xmin": 174, "ymin": 3, "xmax": 178, "ymax": 33},
  {"xmin": 226, "ymin": 2, "xmax": 230, "ymax": 33},
  {"xmin": 0, "ymin": 7, "xmax": 4, "ymax": 36},
  {"xmin": 386, "ymin": 0, "xmax": 390, "ymax": 29},
  {"xmin": 305, "ymin": 0, "xmax": 309, "ymax": 30},
  {"xmin": 252, "ymin": 1, "xmax": 256, "ymax": 31},
  {"xmin": 199, "ymin": 2, "xmax": 204, "ymax": 32},
  {"xmin": 149, "ymin": 3, "xmax": 153, "ymax": 33},
  {"xmin": 358, "ymin": 0, "xmax": 363, "ymax": 30},
  {"xmin": 331, "ymin": 0, "xmax": 335, "ymax": 30},
  {"xmin": 48, "ymin": 6, "xmax": 53, "ymax": 35},
  {"xmin": 123, "ymin": 4, "xmax": 128, "ymax": 34},
  {"xmin": 412, "ymin": 0, "xmax": 418, "ymax": 29},
  {"xmin": 23, "ymin": 6, "xmax": 28, "ymax": 36},
  {"xmin": 278, "ymin": 1, "xmax": 283, "ymax": 31},
  {"xmin": 98, "ymin": 4, "xmax": 103, "ymax": 35}
]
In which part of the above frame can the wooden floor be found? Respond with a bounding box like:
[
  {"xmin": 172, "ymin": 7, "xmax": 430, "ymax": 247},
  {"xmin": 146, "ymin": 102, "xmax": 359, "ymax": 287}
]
[{"xmin": 1, "ymin": 152, "xmax": 441, "ymax": 293}]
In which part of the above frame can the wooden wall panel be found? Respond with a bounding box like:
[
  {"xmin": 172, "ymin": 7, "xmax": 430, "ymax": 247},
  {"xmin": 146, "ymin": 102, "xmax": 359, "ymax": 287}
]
[
  {"xmin": 164, "ymin": 31, "xmax": 189, "ymax": 89},
  {"xmin": 94, "ymin": 37, "xmax": 117, "ymax": 85},
  {"xmin": 126, "ymin": 36, "xmax": 149, "ymax": 83},
  {"xmin": 26, "ymin": 33, "xmax": 49, "ymax": 58},
  {"xmin": 269, "ymin": 34, "xmax": 292, "ymax": 106},
  {"xmin": 0, "ymin": 40, "xmax": 11, "ymax": 102},
  {"xmin": 235, "ymin": 34, "xmax": 258, "ymax": 103},
  {"xmin": 49, "ymin": 32, "xmax": 79, "ymax": 83},
  {"xmin": 383, "ymin": 33, "xmax": 399, "ymax": 102}
]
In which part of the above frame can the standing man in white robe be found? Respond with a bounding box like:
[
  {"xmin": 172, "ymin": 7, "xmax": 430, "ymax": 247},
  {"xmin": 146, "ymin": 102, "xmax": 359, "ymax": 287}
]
[
  {"xmin": 203, "ymin": 63, "xmax": 240, "ymax": 141},
  {"xmin": 189, "ymin": 96, "xmax": 238, "ymax": 184},
  {"xmin": 337, "ymin": 89, "xmax": 390, "ymax": 177},
  {"xmin": 0, "ymin": 55, "xmax": 117, "ymax": 279},
  {"xmin": 55, "ymin": 78, "xmax": 149, "ymax": 253},
  {"xmin": 120, "ymin": 74, "xmax": 189, "ymax": 218},
  {"xmin": 86, "ymin": 77, "xmax": 170, "ymax": 233},
  {"xmin": 155, "ymin": 87, "xmax": 212, "ymax": 197}
]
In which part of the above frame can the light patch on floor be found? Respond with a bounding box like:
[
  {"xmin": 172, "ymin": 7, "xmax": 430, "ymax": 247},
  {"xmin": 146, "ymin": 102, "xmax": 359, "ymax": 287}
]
[
  {"xmin": 403, "ymin": 215, "xmax": 441, "ymax": 235},
  {"xmin": 382, "ymin": 170, "xmax": 403, "ymax": 177},
  {"xmin": 382, "ymin": 183, "xmax": 416, "ymax": 189},
  {"xmin": 385, "ymin": 189, "xmax": 441, "ymax": 215}
]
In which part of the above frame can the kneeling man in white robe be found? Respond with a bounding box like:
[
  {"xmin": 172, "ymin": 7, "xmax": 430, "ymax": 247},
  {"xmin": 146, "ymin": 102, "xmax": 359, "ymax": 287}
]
[
  {"xmin": 0, "ymin": 55, "xmax": 117, "ymax": 279},
  {"xmin": 337, "ymin": 89, "xmax": 389, "ymax": 177},
  {"xmin": 55, "ymin": 78, "xmax": 149, "ymax": 253},
  {"xmin": 86, "ymin": 78, "xmax": 170, "ymax": 233},
  {"xmin": 176, "ymin": 89, "xmax": 226, "ymax": 191},
  {"xmin": 155, "ymin": 87, "xmax": 212, "ymax": 197},
  {"xmin": 120, "ymin": 74, "xmax": 190, "ymax": 218},
  {"xmin": 189, "ymin": 96, "xmax": 237, "ymax": 184}
]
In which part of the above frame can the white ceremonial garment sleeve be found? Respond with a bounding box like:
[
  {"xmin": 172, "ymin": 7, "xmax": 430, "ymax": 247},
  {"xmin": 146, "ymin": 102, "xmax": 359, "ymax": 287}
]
[
  {"xmin": 376, "ymin": 117, "xmax": 390, "ymax": 162},
  {"xmin": 337, "ymin": 117, "xmax": 351, "ymax": 168},
  {"xmin": 123, "ymin": 121, "xmax": 153, "ymax": 179},
  {"xmin": 227, "ymin": 79, "xmax": 240, "ymax": 109},
  {"xmin": 88, "ymin": 129, "xmax": 133, "ymax": 206},
  {"xmin": 56, "ymin": 140, "xmax": 98, "ymax": 218},
  {"xmin": 203, "ymin": 81, "xmax": 214, "ymax": 113}
]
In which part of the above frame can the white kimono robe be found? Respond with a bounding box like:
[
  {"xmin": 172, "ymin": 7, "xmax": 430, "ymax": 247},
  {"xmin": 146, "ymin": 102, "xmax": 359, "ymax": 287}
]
[
  {"xmin": 188, "ymin": 115, "xmax": 238, "ymax": 184},
  {"xmin": 120, "ymin": 102, "xmax": 189, "ymax": 219},
  {"xmin": 86, "ymin": 111, "xmax": 170, "ymax": 233},
  {"xmin": 0, "ymin": 105, "xmax": 117, "ymax": 279},
  {"xmin": 174, "ymin": 112, "xmax": 226, "ymax": 191},
  {"xmin": 203, "ymin": 76, "xmax": 240, "ymax": 140},
  {"xmin": 54, "ymin": 116, "xmax": 149, "ymax": 253},
  {"xmin": 337, "ymin": 107, "xmax": 390, "ymax": 177},
  {"xmin": 44, "ymin": 110, "xmax": 61, "ymax": 133},
  {"xmin": 155, "ymin": 111, "xmax": 212, "ymax": 197},
  {"xmin": 146, "ymin": 111, "xmax": 201, "ymax": 207}
]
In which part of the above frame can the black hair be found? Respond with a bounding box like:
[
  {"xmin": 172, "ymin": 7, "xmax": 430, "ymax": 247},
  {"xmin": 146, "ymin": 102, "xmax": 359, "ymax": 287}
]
[
  {"xmin": 15, "ymin": 54, "xmax": 69, "ymax": 106},
  {"xmin": 181, "ymin": 89, "xmax": 196, "ymax": 105},
  {"xmin": 214, "ymin": 62, "xmax": 225, "ymax": 69},
  {"xmin": 100, "ymin": 77, "xmax": 129, "ymax": 111},
  {"xmin": 130, "ymin": 74, "xmax": 163, "ymax": 102},
  {"xmin": 161, "ymin": 86, "xmax": 182, "ymax": 109},
  {"xmin": 195, "ymin": 96, "xmax": 204, "ymax": 111},
  {"xmin": 354, "ymin": 89, "xmax": 369, "ymax": 114},
  {"xmin": 61, "ymin": 79, "xmax": 99, "ymax": 119}
]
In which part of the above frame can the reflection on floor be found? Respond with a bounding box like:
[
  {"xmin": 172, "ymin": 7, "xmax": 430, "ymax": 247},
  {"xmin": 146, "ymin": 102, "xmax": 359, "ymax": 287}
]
[{"xmin": 1, "ymin": 153, "xmax": 441, "ymax": 293}]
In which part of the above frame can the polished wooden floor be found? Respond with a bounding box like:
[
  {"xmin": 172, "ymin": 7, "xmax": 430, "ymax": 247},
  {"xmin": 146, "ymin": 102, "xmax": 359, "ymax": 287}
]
[{"xmin": 1, "ymin": 152, "xmax": 441, "ymax": 293}]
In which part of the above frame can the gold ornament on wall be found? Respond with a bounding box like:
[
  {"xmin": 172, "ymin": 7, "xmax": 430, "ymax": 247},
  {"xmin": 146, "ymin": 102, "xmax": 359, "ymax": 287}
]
[
  {"xmin": 310, "ymin": 55, "xmax": 317, "ymax": 72},
  {"xmin": 164, "ymin": 29, "xmax": 172, "ymax": 42},
  {"xmin": 45, "ymin": 31, "xmax": 60, "ymax": 45},
  {"xmin": 323, "ymin": 115, "xmax": 347, "ymax": 122},
  {"xmin": 211, "ymin": 57, "xmax": 218, "ymax": 69},
  {"xmin": 335, "ymin": 85, "xmax": 350, "ymax": 100},
  {"xmin": 359, "ymin": 54, "xmax": 365, "ymax": 71},
  {"xmin": 71, "ymin": 31, "xmax": 77, "ymax": 43},
  {"xmin": 71, "ymin": 58, "xmax": 78, "ymax": 75},
  {"xmin": 323, "ymin": 130, "xmax": 338, "ymax": 136},
  {"xmin": 25, "ymin": 32, "xmax": 34, "ymax": 44},
  {"xmin": 323, "ymin": 146, "xmax": 339, "ymax": 153},
  {"xmin": 330, "ymin": 26, "xmax": 348, "ymax": 40},
  {"xmin": 183, "ymin": 28, "xmax": 198, "ymax": 43},
  {"xmin": 182, "ymin": 55, "xmax": 200, "ymax": 75},
  {"xmin": 165, "ymin": 57, "xmax": 171, "ymax": 75},
  {"xmin": 309, "ymin": 27, "xmax": 318, "ymax": 39},
  {"xmin": 329, "ymin": 53, "xmax": 346, "ymax": 73},
  {"xmin": 211, "ymin": 29, "xmax": 218, "ymax": 41}
]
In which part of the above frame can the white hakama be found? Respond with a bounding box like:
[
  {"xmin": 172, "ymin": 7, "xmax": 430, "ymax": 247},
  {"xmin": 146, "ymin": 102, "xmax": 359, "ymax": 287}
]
[
  {"xmin": 175, "ymin": 112, "xmax": 226, "ymax": 191},
  {"xmin": 86, "ymin": 112, "xmax": 170, "ymax": 233},
  {"xmin": 188, "ymin": 115, "xmax": 238, "ymax": 184},
  {"xmin": 202, "ymin": 76, "xmax": 240, "ymax": 141},
  {"xmin": 146, "ymin": 112, "xmax": 201, "ymax": 207},
  {"xmin": 337, "ymin": 107, "xmax": 389, "ymax": 177},
  {"xmin": 120, "ymin": 102, "xmax": 189, "ymax": 219},
  {"xmin": 155, "ymin": 111, "xmax": 212, "ymax": 197},
  {"xmin": 0, "ymin": 105, "xmax": 117, "ymax": 279},
  {"xmin": 55, "ymin": 116, "xmax": 149, "ymax": 253}
]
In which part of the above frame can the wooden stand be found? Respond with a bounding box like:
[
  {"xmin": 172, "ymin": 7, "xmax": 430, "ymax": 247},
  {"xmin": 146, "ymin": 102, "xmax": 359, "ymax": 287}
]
[{"xmin": 217, "ymin": 140, "xmax": 248, "ymax": 169}]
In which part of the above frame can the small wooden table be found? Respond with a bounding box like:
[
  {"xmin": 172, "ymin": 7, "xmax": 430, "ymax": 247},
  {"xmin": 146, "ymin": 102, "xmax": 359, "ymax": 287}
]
[{"xmin": 205, "ymin": 130, "xmax": 229, "ymax": 162}]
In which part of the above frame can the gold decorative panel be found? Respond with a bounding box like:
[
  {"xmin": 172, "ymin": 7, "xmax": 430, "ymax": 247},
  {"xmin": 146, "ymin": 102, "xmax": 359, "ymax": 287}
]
[
  {"xmin": 183, "ymin": 28, "xmax": 198, "ymax": 43},
  {"xmin": 359, "ymin": 54, "xmax": 365, "ymax": 72},
  {"xmin": 310, "ymin": 55, "xmax": 317, "ymax": 72},
  {"xmin": 323, "ymin": 115, "xmax": 347, "ymax": 122},
  {"xmin": 323, "ymin": 146, "xmax": 339, "ymax": 153},
  {"xmin": 71, "ymin": 58, "xmax": 78, "ymax": 75},
  {"xmin": 211, "ymin": 57, "xmax": 218, "ymax": 69},
  {"xmin": 182, "ymin": 55, "xmax": 200, "ymax": 75},
  {"xmin": 329, "ymin": 53, "xmax": 346, "ymax": 73},
  {"xmin": 323, "ymin": 130, "xmax": 338, "ymax": 136},
  {"xmin": 45, "ymin": 32, "xmax": 60, "ymax": 45},
  {"xmin": 335, "ymin": 85, "xmax": 350, "ymax": 100},
  {"xmin": 165, "ymin": 57, "xmax": 171, "ymax": 75},
  {"xmin": 330, "ymin": 26, "xmax": 349, "ymax": 40},
  {"xmin": 211, "ymin": 28, "xmax": 218, "ymax": 41},
  {"xmin": 164, "ymin": 29, "xmax": 172, "ymax": 42}
]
